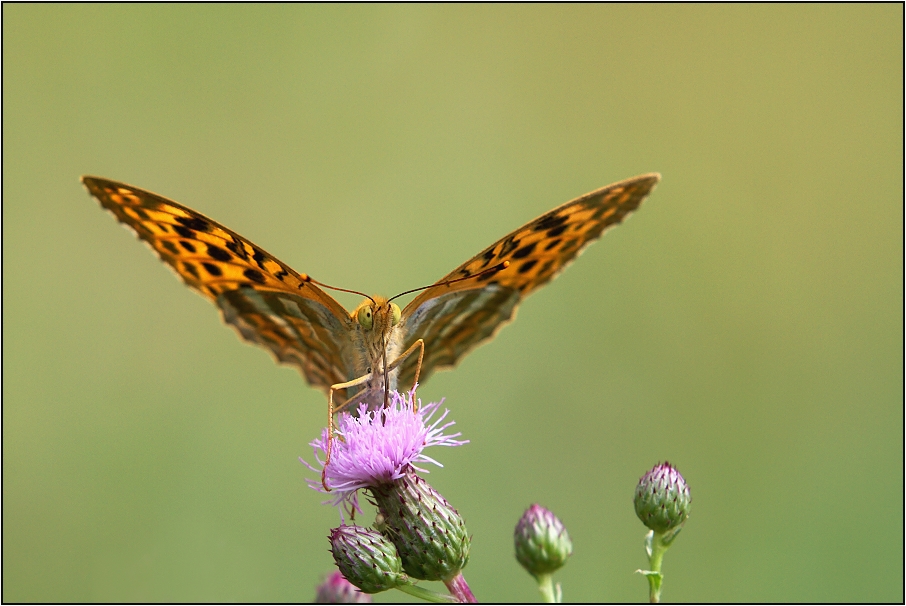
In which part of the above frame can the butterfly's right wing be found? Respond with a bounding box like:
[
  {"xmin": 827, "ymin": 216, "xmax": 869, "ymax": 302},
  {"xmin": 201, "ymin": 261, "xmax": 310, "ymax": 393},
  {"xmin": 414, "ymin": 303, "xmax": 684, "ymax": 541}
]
[
  {"xmin": 395, "ymin": 173, "xmax": 660, "ymax": 388},
  {"xmin": 82, "ymin": 176, "xmax": 358, "ymax": 397}
]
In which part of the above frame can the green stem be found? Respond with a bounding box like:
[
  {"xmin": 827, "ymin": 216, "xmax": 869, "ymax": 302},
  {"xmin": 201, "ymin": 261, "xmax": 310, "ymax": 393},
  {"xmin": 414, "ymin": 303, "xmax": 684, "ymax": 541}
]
[
  {"xmin": 645, "ymin": 530, "xmax": 667, "ymax": 603},
  {"xmin": 536, "ymin": 573, "xmax": 557, "ymax": 603},
  {"xmin": 394, "ymin": 582, "xmax": 458, "ymax": 603}
]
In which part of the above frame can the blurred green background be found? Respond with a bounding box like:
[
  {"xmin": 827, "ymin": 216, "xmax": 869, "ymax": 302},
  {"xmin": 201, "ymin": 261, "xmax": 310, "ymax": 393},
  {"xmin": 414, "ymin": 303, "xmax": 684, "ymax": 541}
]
[{"xmin": 3, "ymin": 4, "xmax": 902, "ymax": 603}]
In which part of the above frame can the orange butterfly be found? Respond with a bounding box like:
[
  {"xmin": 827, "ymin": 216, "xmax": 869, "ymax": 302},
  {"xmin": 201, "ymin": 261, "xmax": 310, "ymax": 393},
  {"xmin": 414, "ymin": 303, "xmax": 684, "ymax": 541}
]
[{"xmin": 83, "ymin": 174, "xmax": 659, "ymax": 419}]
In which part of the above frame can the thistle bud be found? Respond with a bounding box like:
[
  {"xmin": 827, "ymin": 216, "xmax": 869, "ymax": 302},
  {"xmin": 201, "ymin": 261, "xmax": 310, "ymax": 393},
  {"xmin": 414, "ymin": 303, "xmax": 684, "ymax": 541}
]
[
  {"xmin": 314, "ymin": 570, "xmax": 372, "ymax": 603},
  {"xmin": 514, "ymin": 504, "xmax": 573, "ymax": 577},
  {"xmin": 369, "ymin": 470, "xmax": 471, "ymax": 582},
  {"xmin": 328, "ymin": 525, "xmax": 408, "ymax": 594},
  {"xmin": 634, "ymin": 461, "xmax": 692, "ymax": 534}
]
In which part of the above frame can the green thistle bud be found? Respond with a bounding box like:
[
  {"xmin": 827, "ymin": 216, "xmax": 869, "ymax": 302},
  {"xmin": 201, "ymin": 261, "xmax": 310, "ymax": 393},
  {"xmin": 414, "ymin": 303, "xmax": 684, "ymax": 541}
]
[
  {"xmin": 328, "ymin": 525, "xmax": 408, "ymax": 594},
  {"xmin": 514, "ymin": 504, "xmax": 573, "ymax": 578},
  {"xmin": 314, "ymin": 570, "xmax": 372, "ymax": 603},
  {"xmin": 369, "ymin": 470, "xmax": 471, "ymax": 582},
  {"xmin": 634, "ymin": 461, "xmax": 692, "ymax": 534}
]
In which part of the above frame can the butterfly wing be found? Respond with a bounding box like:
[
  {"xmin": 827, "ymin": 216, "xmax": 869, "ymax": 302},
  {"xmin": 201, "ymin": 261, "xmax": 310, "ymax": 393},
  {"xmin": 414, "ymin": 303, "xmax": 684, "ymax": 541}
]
[
  {"xmin": 396, "ymin": 173, "xmax": 660, "ymax": 387},
  {"xmin": 82, "ymin": 176, "xmax": 359, "ymax": 398}
]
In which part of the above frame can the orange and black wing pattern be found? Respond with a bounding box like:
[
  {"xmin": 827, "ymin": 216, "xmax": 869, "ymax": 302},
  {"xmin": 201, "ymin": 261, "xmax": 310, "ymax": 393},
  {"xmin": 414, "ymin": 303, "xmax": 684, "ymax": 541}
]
[
  {"xmin": 397, "ymin": 173, "xmax": 660, "ymax": 387},
  {"xmin": 82, "ymin": 176, "xmax": 356, "ymax": 393}
]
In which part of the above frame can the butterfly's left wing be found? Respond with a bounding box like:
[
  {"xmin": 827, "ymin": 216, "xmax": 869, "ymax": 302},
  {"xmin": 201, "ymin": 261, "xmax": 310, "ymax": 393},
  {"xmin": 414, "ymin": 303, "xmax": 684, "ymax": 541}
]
[
  {"xmin": 82, "ymin": 176, "xmax": 358, "ymax": 397},
  {"xmin": 396, "ymin": 173, "xmax": 660, "ymax": 388}
]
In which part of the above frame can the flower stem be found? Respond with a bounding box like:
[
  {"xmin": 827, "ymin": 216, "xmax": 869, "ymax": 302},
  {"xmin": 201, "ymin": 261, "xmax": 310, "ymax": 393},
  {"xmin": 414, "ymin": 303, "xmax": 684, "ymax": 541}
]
[
  {"xmin": 638, "ymin": 529, "xmax": 668, "ymax": 603},
  {"xmin": 443, "ymin": 573, "xmax": 477, "ymax": 603},
  {"xmin": 395, "ymin": 583, "xmax": 458, "ymax": 603},
  {"xmin": 535, "ymin": 573, "xmax": 559, "ymax": 603}
]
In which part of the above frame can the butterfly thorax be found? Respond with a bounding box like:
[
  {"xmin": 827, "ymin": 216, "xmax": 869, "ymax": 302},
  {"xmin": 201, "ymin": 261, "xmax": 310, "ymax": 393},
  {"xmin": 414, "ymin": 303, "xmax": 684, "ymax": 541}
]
[{"xmin": 343, "ymin": 296, "xmax": 405, "ymax": 411}]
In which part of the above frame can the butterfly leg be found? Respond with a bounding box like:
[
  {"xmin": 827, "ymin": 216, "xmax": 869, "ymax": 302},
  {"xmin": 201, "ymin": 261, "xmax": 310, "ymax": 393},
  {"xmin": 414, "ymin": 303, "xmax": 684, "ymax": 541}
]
[
  {"xmin": 384, "ymin": 338, "xmax": 425, "ymax": 411},
  {"xmin": 322, "ymin": 373, "xmax": 378, "ymax": 491},
  {"xmin": 411, "ymin": 339, "xmax": 424, "ymax": 410}
]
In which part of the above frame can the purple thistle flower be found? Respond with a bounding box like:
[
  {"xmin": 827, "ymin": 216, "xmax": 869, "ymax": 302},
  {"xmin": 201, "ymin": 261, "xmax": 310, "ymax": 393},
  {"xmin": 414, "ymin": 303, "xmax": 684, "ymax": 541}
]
[{"xmin": 302, "ymin": 389, "xmax": 467, "ymax": 515}]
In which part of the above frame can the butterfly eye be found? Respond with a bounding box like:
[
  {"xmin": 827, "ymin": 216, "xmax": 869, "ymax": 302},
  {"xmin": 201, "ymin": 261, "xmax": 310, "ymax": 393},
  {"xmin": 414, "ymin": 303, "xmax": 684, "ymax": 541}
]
[
  {"xmin": 357, "ymin": 306, "xmax": 373, "ymax": 330},
  {"xmin": 390, "ymin": 303, "xmax": 401, "ymax": 326}
]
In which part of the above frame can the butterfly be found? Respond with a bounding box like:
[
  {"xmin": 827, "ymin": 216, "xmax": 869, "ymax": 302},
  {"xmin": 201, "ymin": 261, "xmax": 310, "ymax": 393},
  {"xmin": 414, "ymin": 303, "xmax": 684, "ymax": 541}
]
[{"xmin": 83, "ymin": 174, "xmax": 660, "ymax": 418}]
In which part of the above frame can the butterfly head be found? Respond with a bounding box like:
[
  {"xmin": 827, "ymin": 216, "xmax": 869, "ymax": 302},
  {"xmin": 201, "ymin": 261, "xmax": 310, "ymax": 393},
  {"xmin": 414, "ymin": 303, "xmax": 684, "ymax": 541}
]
[
  {"xmin": 354, "ymin": 296, "xmax": 401, "ymax": 342},
  {"xmin": 354, "ymin": 297, "xmax": 401, "ymax": 332}
]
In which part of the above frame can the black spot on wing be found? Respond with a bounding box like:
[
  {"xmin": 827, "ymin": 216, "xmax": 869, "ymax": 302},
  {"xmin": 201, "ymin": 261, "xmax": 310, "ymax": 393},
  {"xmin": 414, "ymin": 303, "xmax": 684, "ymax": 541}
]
[
  {"xmin": 544, "ymin": 238, "xmax": 561, "ymax": 251},
  {"xmin": 560, "ymin": 238, "xmax": 579, "ymax": 253},
  {"xmin": 175, "ymin": 216, "xmax": 210, "ymax": 232},
  {"xmin": 538, "ymin": 259, "xmax": 554, "ymax": 276},
  {"xmin": 535, "ymin": 213, "xmax": 568, "ymax": 231},
  {"xmin": 202, "ymin": 262, "xmax": 222, "ymax": 277},
  {"xmin": 161, "ymin": 240, "xmax": 179, "ymax": 255},
  {"xmin": 225, "ymin": 239, "xmax": 248, "ymax": 260},
  {"xmin": 252, "ymin": 248, "xmax": 267, "ymax": 269},
  {"xmin": 133, "ymin": 207, "xmax": 151, "ymax": 221},
  {"xmin": 478, "ymin": 248, "xmax": 496, "ymax": 269},
  {"xmin": 173, "ymin": 225, "xmax": 194, "ymax": 238},
  {"xmin": 517, "ymin": 259, "xmax": 538, "ymax": 274},
  {"xmin": 243, "ymin": 268, "xmax": 266, "ymax": 284},
  {"xmin": 546, "ymin": 224, "xmax": 567, "ymax": 237},
  {"xmin": 512, "ymin": 242, "xmax": 537, "ymax": 259},
  {"xmin": 207, "ymin": 244, "xmax": 231, "ymax": 261},
  {"xmin": 180, "ymin": 240, "xmax": 196, "ymax": 253},
  {"xmin": 499, "ymin": 236, "xmax": 520, "ymax": 257},
  {"xmin": 183, "ymin": 261, "xmax": 199, "ymax": 280}
]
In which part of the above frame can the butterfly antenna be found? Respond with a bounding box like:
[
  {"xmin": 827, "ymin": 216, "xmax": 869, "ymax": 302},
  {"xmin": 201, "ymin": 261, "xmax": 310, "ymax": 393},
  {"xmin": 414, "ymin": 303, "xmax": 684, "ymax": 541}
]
[
  {"xmin": 300, "ymin": 274, "xmax": 375, "ymax": 304},
  {"xmin": 388, "ymin": 261, "xmax": 510, "ymax": 302}
]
